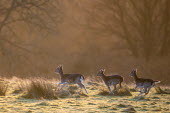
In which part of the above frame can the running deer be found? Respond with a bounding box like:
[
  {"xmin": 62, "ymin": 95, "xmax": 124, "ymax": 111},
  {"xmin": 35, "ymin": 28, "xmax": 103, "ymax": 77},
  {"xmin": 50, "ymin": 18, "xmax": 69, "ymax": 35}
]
[
  {"xmin": 97, "ymin": 69, "xmax": 123, "ymax": 94},
  {"xmin": 129, "ymin": 69, "xmax": 160, "ymax": 96},
  {"xmin": 55, "ymin": 65, "xmax": 88, "ymax": 94}
]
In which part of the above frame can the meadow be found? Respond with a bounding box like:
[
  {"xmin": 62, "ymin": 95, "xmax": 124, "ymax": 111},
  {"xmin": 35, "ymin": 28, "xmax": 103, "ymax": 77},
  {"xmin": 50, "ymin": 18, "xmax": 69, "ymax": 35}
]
[
  {"xmin": 0, "ymin": 78, "xmax": 169, "ymax": 113},
  {"xmin": 0, "ymin": 1, "xmax": 170, "ymax": 113}
]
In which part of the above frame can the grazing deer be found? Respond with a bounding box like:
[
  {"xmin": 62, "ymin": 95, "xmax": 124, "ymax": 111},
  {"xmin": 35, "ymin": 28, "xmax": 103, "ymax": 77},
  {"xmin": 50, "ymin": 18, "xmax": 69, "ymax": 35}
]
[
  {"xmin": 129, "ymin": 69, "xmax": 160, "ymax": 96},
  {"xmin": 97, "ymin": 69, "xmax": 123, "ymax": 94},
  {"xmin": 55, "ymin": 65, "xmax": 88, "ymax": 94}
]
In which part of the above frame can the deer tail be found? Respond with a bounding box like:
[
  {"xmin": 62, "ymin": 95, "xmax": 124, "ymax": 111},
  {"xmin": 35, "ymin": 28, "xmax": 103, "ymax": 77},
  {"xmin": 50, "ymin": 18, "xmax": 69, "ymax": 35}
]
[
  {"xmin": 80, "ymin": 75, "xmax": 85, "ymax": 82},
  {"xmin": 154, "ymin": 81, "xmax": 161, "ymax": 84}
]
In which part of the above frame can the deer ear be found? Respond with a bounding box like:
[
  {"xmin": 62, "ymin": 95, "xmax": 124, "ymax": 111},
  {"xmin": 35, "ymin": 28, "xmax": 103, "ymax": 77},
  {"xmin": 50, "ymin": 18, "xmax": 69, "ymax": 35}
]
[
  {"xmin": 100, "ymin": 69, "xmax": 103, "ymax": 72},
  {"xmin": 101, "ymin": 69, "xmax": 105, "ymax": 72},
  {"xmin": 58, "ymin": 65, "xmax": 62, "ymax": 68}
]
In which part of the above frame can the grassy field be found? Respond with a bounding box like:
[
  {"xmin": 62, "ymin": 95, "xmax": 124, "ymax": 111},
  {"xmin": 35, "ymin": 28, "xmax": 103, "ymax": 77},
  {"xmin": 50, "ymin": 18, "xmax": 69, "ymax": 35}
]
[{"xmin": 0, "ymin": 79, "xmax": 169, "ymax": 113}]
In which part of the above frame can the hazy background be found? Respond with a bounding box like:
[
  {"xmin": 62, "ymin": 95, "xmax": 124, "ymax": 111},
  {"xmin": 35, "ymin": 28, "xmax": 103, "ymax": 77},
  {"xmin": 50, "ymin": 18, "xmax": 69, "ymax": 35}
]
[{"xmin": 0, "ymin": 0, "xmax": 170, "ymax": 84}]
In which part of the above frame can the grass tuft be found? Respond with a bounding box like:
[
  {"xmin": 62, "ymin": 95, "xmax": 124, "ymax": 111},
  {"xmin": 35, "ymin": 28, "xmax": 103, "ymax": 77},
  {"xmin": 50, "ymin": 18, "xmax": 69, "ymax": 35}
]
[
  {"xmin": 0, "ymin": 81, "xmax": 8, "ymax": 96},
  {"xmin": 122, "ymin": 107, "xmax": 136, "ymax": 112},
  {"xmin": 110, "ymin": 107, "xmax": 117, "ymax": 110},
  {"xmin": 154, "ymin": 86, "xmax": 169, "ymax": 94},
  {"xmin": 56, "ymin": 89, "xmax": 70, "ymax": 98},
  {"xmin": 36, "ymin": 101, "xmax": 50, "ymax": 106},
  {"xmin": 87, "ymin": 81, "xmax": 99, "ymax": 86},
  {"xmin": 20, "ymin": 80, "xmax": 89, "ymax": 99},
  {"xmin": 67, "ymin": 85, "xmax": 79, "ymax": 94},
  {"xmin": 114, "ymin": 87, "xmax": 132, "ymax": 96},
  {"xmin": 13, "ymin": 81, "xmax": 25, "ymax": 94},
  {"xmin": 98, "ymin": 86, "xmax": 132, "ymax": 96},
  {"xmin": 98, "ymin": 89, "xmax": 110, "ymax": 96},
  {"xmin": 21, "ymin": 79, "xmax": 58, "ymax": 99},
  {"xmin": 98, "ymin": 104, "xmax": 110, "ymax": 109},
  {"xmin": 59, "ymin": 85, "xmax": 88, "ymax": 98},
  {"xmin": 129, "ymin": 88, "xmax": 137, "ymax": 92},
  {"xmin": 79, "ymin": 92, "xmax": 89, "ymax": 97},
  {"xmin": 116, "ymin": 104, "xmax": 127, "ymax": 108}
]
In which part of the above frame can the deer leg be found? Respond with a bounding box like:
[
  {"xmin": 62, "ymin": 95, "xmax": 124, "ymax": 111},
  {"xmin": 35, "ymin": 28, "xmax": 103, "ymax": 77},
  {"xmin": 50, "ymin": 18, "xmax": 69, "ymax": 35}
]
[
  {"xmin": 77, "ymin": 82, "xmax": 88, "ymax": 94},
  {"xmin": 56, "ymin": 82, "xmax": 63, "ymax": 90},
  {"xmin": 58, "ymin": 82, "xmax": 67, "ymax": 85},
  {"xmin": 144, "ymin": 88, "xmax": 149, "ymax": 96},
  {"xmin": 143, "ymin": 87, "xmax": 147, "ymax": 95},
  {"xmin": 113, "ymin": 84, "xmax": 117, "ymax": 93},
  {"xmin": 107, "ymin": 85, "xmax": 113, "ymax": 94},
  {"xmin": 60, "ymin": 84, "xmax": 67, "ymax": 89},
  {"xmin": 138, "ymin": 91, "xmax": 143, "ymax": 96},
  {"xmin": 135, "ymin": 86, "xmax": 143, "ymax": 92},
  {"xmin": 144, "ymin": 87, "xmax": 151, "ymax": 96},
  {"xmin": 58, "ymin": 82, "xmax": 68, "ymax": 89},
  {"xmin": 137, "ymin": 86, "xmax": 144, "ymax": 92},
  {"xmin": 139, "ymin": 87, "xmax": 147, "ymax": 96},
  {"xmin": 119, "ymin": 82, "xmax": 122, "ymax": 89},
  {"xmin": 138, "ymin": 88, "xmax": 144, "ymax": 96},
  {"xmin": 57, "ymin": 83, "xmax": 61, "ymax": 88},
  {"xmin": 140, "ymin": 88, "xmax": 144, "ymax": 92},
  {"xmin": 135, "ymin": 86, "xmax": 140, "ymax": 92},
  {"xmin": 116, "ymin": 82, "xmax": 122, "ymax": 90}
]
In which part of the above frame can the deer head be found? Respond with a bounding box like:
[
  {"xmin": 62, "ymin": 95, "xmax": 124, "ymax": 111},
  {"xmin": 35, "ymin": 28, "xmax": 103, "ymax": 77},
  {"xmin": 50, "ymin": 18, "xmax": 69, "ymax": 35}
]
[
  {"xmin": 129, "ymin": 68, "xmax": 137, "ymax": 77},
  {"xmin": 97, "ymin": 69, "xmax": 105, "ymax": 76},
  {"xmin": 55, "ymin": 65, "xmax": 63, "ymax": 74}
]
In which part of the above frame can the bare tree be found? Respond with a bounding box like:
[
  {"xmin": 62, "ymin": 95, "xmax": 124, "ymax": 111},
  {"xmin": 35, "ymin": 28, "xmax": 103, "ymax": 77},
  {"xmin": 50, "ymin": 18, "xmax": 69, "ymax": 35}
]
[
  {"xmin": 159, "ymin": 0, "xmax": 170, "ymax": 56},
  {"xmin": 0, "ymin": 0, "xmax": 62, "ymax": 75},
  {"xmin": 86, "ymin": 0, "xmax": 170, "ymax": 60}
]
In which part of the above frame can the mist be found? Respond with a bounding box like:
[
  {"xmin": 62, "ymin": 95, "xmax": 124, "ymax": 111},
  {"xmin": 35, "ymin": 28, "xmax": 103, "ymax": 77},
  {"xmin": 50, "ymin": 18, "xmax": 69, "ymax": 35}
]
[{"xmin": 0, "ymin": 0, "xmax": 170, "ymax": 84}]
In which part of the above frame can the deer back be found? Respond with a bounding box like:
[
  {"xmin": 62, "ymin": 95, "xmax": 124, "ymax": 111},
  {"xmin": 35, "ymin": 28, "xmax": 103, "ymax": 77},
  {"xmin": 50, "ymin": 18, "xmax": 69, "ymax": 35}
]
[{"xmin": 61, "ymin": 73, "xmax": 84, "ymax": 83}]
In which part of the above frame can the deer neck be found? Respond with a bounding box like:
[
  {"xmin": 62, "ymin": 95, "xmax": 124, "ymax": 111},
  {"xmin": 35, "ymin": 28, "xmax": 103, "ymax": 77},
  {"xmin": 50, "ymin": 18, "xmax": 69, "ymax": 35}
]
[
  {"xmin": 58, "ymin": 69, "xmax": 64, "ymax": 80},
  {"xmin": 100, "ymin": 73, "xmax": 107, "ymax": 82},
  {"xmin": 133, "ymin": 73, "xmax": 139, "ymax": 82}
]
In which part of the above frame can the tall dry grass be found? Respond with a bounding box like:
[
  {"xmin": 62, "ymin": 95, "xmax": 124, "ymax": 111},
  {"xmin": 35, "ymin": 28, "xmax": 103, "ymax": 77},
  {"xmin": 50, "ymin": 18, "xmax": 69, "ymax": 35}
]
[
  {"xmin": 0, "ymin": 80, "xmax": 8, "ymax": 96},
  {"xmin": 18, "ymin": 79, "xmax": 85, "ymax": 99},
  {"xmin": 21, "ymin": 79, "xmax": 58, "ymax": 99}
]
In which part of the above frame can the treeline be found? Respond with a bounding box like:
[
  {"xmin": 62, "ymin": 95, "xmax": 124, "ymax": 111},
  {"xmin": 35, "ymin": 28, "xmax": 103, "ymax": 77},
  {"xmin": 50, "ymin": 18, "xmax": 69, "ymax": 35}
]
[
  {"xmin": 85, "ymin": 0, "xmax": 170, "ymax": 61},
  {"xmin": 0, "ymin": 0, "xmax": 170, "ymax": 83}
]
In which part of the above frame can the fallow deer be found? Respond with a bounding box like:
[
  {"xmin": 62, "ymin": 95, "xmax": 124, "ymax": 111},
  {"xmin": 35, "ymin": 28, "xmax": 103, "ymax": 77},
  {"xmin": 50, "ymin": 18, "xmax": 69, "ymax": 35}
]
[
  {"xmin": 55, "ymin": 65, "xmax": 88, "ymax": 94},
  {"xmin": 97, "ymin": 69, "xmax": 123, "ymax": 94},
  {"xmin": 129, "ymin": 69, "xmax": 160, "ymax": 96}
]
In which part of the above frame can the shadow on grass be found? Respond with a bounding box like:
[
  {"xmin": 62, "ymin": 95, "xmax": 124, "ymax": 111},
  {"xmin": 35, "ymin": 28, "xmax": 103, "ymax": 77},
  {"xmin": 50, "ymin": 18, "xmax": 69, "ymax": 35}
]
[
  {"xmin": 121, "ymin": 107, "xmax": 136, "ymax": 112},
  {"xmin": 131, "ymin": 96, "xmax": 150, "ymax": 101}
]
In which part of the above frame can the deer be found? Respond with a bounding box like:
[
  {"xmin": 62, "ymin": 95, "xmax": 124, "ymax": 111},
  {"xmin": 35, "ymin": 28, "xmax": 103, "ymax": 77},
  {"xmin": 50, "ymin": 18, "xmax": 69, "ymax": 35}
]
[
  {"xmin": 55, "ymin": 65, "xmax": 88, "ymax": 94},
  {"xmin": 129, "ymin": 69, "xmax": 160, "ymax": 96},
  {"xmin": 97, "ymin": 69, "xmax": 123, "ymax": 94}
]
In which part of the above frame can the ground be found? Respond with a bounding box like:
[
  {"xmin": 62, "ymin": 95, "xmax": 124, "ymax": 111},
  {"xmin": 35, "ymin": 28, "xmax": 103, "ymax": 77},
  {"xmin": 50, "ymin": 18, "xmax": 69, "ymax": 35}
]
[{"xmin": 0, "ymin": 80, "xmax": 169, "ymax": 113}]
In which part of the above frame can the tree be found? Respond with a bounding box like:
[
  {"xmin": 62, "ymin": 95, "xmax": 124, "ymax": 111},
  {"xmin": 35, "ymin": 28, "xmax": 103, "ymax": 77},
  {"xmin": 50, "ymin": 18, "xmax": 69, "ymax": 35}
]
[
  {"xmin": 0, "ymin": 0, "xmax": 62, "ymax": 74},
  {"xmin": 86, "ymin": 0, "xmax": 170, "ymax": 60}
]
